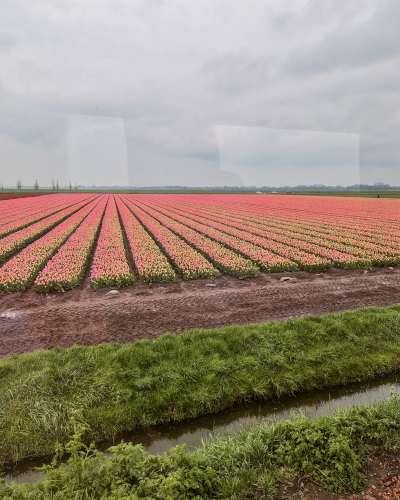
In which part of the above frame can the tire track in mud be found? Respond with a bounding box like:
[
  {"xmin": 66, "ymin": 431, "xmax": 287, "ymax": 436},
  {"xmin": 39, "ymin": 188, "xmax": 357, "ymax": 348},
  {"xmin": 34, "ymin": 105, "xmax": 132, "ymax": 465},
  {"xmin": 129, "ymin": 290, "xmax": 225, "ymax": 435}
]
[{"xmin": 1, "ymin": 268, "xmax": 400, "ymax": 358}]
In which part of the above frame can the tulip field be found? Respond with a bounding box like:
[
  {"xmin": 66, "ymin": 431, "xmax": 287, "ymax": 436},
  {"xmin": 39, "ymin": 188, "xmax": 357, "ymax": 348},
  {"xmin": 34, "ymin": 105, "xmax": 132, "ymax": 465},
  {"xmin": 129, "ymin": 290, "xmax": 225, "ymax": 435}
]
[{"xmin": 0, "ymin": 193, "xmax": 399, "ymax": 292}]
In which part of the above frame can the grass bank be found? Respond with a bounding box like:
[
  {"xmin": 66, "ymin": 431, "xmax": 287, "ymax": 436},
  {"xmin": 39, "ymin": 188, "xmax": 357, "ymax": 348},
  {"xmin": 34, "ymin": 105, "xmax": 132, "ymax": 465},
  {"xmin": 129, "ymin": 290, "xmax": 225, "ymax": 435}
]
[
  {"xmin": 1, "ymin": 395, "xmax": 400, "ymax": 498},
  {"xmin": 1, "ymin": 305, "xmax": 400, "ymax": 466}
]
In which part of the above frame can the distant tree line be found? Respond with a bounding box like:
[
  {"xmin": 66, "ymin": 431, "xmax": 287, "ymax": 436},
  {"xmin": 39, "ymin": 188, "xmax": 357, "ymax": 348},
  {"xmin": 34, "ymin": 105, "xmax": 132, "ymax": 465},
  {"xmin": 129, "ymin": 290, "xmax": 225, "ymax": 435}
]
[
  {"xmin": 95, "ymin": 183, "xmax": 400, "ymax": 191},
  {"xmin": 257, "ymin": 183, "xmax": 400, "ymax": 191},
  {"xmin": 0, "ymin": 180, "xmax": 79, "ymax": 191},
  {"xmin": 1, "ymin": 181, "xmax": 399, "ymax": 191}
]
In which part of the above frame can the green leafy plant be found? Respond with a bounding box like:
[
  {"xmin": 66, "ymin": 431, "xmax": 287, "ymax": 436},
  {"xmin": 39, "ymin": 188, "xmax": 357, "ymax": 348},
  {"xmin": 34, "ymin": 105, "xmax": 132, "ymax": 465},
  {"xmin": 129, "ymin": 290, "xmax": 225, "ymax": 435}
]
[{"xmin": 1, "ymin": 394, "xmax": 400, "ymax": 499}]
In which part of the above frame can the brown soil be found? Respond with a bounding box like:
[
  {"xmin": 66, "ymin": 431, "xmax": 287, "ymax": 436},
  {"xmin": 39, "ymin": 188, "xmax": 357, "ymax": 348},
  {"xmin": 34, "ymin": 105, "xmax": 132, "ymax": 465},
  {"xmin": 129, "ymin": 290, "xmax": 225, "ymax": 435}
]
[
  {"xmin": 269, "ymin": 446, "xmax": 400, "ymax": 500},
  {"xmin": 0, "ymin": 193, "xmax": 46, "ymax": 200},
  {"xmin": 1, "ymin": 266, "xmax": 400, "ymax": 359}
]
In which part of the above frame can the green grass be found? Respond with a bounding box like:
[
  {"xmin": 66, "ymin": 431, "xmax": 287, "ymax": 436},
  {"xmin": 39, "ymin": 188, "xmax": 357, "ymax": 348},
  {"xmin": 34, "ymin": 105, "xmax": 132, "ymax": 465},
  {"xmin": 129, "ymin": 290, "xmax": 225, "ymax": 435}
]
[
  {"xmin": 285, "ymin": 190, "xmax": 400, "ymax": 198},
  {"xmin": 2, "ymin": 395, "xmax": 400, "ymax": 498},
  {"xmin": 1, "ymin": 305, "xmax": 400, "ymax": 467},
  {"xmin": 2, "ymin": 189, "xmax": 400, "ymax": 197}
]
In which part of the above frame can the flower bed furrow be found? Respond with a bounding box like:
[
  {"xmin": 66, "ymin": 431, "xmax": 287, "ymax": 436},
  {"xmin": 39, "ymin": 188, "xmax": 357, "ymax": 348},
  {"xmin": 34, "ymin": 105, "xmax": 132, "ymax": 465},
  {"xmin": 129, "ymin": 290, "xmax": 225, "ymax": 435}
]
[
  {"xmin": 243, "ymin": 215, "xmax": 400, "ymax": 255},
  {"xmin": 157, "ymin": 202, "xmax": 373, "ymax": 267},
  {"xmin": 152, "ymin": 198, "xmax": 394, "ymax": 267},
  {"xmin": 0, "ymin": 194, "xmax": 60, "ymax": 218},
  {"xmin": 123, "ymin": 197, "xmax": 259, "ymax": 277},
  {"xmin": 34, "ymin": 196, "xmax": 108, "ymax": 293},
  {"xmin": 205, "ymin": 203, "xmax": 400, "ymax": 256},
  {"xmin": 193, "ymin": 198, "xmax": 400, "ymax": 249},
  {"xmin": 115, "ymin": 197, "xmax": 176, "ymax": 283},
  {"xmin": 90, "ymin": 196, "xmax": 133, "ymax": 289},
  {"xmin": 135, "ymin": 200, "xmax": 298, "ymax": 272},
  {"xmin": 3, "ymin": 193, "xmax": 400, "ymax": 286},
  {"xmin": 0, "ymin": 196, "xmax": 97, "ymax": 262},
  {"xmin": 0, "ymin": 200, "xmax": 68, "ymax": 227},
  {"xmin": 134, "ymin": 199, "xmax": 332, "ymax": 271},
  {"xmin": 121, "ymin": 198, "xmax": 219, "ymax": 280},
  {"xmin": 0, "ymin": 195, "xmax": 72, "ymax": 225},
  {"xmin": 0, "ymin": 194, "xmax": 92, "ymax": 239},
  {"xmin": 0, "ymin": 199, "xmax": 101, "ymax": 292},
  {"xmin": 169, "ymin": 195, "xmax": 400, "ymax": 239},
  {"xmin": 0, "ymin": 196, "xmax": 62, "ymax": 224}
]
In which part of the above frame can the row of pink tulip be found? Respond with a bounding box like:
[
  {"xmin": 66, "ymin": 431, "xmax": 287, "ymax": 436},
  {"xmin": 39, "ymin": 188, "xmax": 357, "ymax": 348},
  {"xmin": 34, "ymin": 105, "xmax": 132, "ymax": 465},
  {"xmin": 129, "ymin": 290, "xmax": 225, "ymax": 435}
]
[
  {"xmin": 0, "ymin": 194, "xmax": 93, "ymax": 240},
  {"xmin": 250, "ymin": 220, "xmax": 399, "ymax": 265},
  {"xmin": 0, "ymin": 194, "xmax": 69, "ymax": 225},
  {"xmin": 133, "ymin": 199, "xmax": 331, "ymax": 271},
  {"xmin": 244, "ymin": 213, "xmax": 400, "ymax": 251},
  {"xmin": 220, "ymin": 202, "xmax": 400, "ymax": 249},
  {"xmin": 90, "ymin": 196, "xmax": 133, "ymax": 289},
  {"xmin": 34, "ymin": 196, "xmax": 108, "ymax": 292},
  {"xmin": 0, "ymin": 193, "xmax": 59, "ymax": 216},
  {"xmin": 253, "ymin": 206, "xmax": 400, "ymax": 259},
  {"xmin": 173, "ymin": 194, "xmax": 391, "ymax": 229},
  {"xmin": 157, "ymin": 199, "xmax": 395, "ymax": 267},
  {"xmin": 0, "ymin": 195, "xmax": 60, "ymax": 224},
  {"xmin": 0, "ymin": 199, "xmax": 75, "ymax": 230},
  {"xmin": 0, "ymin": 195, "xmax": 98, "ymax": 262},
  {"xmin": 228, "ymin": 194, "xmax": 400, "ymax": 222},
  {"xmin": 206, "ymin": 198, "xmax": 400, "ymax": 246},
  {"xmin": 0, "ymin": 198, "xmax": 101, "ymax": 292},
  {"xmin": 236, "ymin": 194, "xmax": 400, "ymax": 235},
  {"xmin": 124, "ymin": 198, "xmax": 259, "ymax": 277},
  {"xmin": 3, "ymin": 193, "xmax": 400, "ymax": 292},
  {"xmin": 192, "ymin": 199, "xmax": 390, "ymax": 254},
  {"xmin": 121, "ymin": 197, "xmax": 219, "ymax": 280},
  {"xmin": 136, "ymin": 199, "xmax": 298, "ymax": 273},
  {"xmin": 116, "ymin": 197, "xmax": 176, "ymax": 283},
  {"xmin": 174, "ymin": 202, "xmax": 383, "ymax": 266}
]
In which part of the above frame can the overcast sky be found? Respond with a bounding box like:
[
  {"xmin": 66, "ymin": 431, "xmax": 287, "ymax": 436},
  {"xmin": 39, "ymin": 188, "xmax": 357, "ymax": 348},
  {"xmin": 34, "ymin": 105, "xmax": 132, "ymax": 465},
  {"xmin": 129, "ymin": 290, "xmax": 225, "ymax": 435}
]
[{"xmin": 0, "ymin": 0, "xmax": 399, "ymax": 187}]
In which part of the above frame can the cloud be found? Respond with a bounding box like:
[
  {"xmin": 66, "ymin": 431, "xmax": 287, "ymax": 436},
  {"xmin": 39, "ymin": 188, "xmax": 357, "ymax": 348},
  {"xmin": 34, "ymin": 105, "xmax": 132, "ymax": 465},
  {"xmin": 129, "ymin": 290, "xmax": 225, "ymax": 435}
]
[
  {"xmin": 0, "ymin": 0, "xmax": 399, "ymax": 186},
  {"xmin": 285, "ymin": 0, "xmax": 400, "ymax": 74}
]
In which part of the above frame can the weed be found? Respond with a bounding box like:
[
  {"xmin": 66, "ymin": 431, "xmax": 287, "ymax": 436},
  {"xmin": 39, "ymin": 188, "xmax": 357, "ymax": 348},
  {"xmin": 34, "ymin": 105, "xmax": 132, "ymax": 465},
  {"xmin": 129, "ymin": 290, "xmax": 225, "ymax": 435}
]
[{"xmin": 1, "ymin": 395, "xmax": 400, "ymax": 498}]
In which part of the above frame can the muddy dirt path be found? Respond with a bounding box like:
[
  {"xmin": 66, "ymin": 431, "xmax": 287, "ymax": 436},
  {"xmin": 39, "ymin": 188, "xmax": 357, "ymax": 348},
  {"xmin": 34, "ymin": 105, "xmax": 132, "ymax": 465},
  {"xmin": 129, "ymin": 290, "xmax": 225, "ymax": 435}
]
[{"xmin": 1, "ymin": 266, "xmax": 400, "ymax": 358}]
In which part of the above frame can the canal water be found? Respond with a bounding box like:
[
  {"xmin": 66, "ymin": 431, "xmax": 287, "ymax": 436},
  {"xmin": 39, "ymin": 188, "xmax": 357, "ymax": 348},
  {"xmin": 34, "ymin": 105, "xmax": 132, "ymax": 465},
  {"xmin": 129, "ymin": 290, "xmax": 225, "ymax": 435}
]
[{"xmin": 2, "ymin": 373, "xmax": 399, "ymax": 487}]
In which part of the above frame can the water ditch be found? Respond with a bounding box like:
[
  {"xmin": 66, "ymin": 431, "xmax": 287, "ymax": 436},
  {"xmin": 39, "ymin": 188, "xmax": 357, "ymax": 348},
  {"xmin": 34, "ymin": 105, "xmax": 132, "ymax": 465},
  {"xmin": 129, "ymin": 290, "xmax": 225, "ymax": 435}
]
[{"xmin": 2, "ymin": 372, "xmax": 399, "ymax": 487}]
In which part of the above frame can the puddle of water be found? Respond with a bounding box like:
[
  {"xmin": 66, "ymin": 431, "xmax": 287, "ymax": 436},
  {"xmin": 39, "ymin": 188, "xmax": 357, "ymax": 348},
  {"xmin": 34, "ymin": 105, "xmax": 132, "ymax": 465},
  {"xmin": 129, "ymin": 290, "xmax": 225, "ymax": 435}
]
[
  {"xmin": 2, "ymin": 373, "xmax": 399, "ymax": 487},
  {"xmin": 0, "ymin": 312, "xmax": 17, "ymax": 319},
  {"xmin": 0, "ymin": 311, "xmax": 23, "ymax": 334}
]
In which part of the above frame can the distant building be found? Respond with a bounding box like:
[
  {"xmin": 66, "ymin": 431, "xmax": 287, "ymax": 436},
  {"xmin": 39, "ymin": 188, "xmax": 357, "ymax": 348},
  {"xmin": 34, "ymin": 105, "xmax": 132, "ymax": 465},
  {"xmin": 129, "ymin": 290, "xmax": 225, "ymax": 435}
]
[{"xmin": 256, "ymin": 191, "xmax": 263, "ymax": 194}]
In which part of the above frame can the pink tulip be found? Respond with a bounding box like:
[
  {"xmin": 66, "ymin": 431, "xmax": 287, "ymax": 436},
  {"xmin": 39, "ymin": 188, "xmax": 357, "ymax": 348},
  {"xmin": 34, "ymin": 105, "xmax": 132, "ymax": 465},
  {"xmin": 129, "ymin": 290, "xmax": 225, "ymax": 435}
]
[
  {"xmin": 35, "ymin": 196, "xmax": 108, "ymax": 292},
  {"xmin": 0, "ymin": 196, "xmax": 101, "ymax": 291},
  {"xmin": 90, "ymin": 195, "xmax": 133, "ymax": 289}
]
